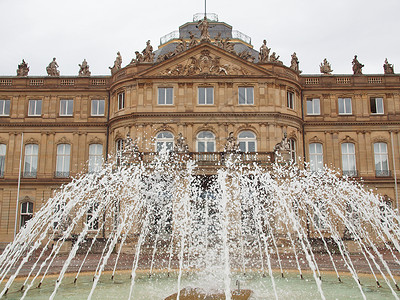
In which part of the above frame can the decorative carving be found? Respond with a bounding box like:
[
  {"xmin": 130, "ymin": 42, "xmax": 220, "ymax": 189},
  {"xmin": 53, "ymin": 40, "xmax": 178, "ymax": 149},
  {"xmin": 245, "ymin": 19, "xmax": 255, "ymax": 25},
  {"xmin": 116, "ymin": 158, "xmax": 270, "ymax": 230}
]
[
  {"xmin": 258, "ymin": 40, "xmax": 270, "ymax": 63},
  {"xmin": 372, "ymin": 136, "xmax": 387, "ymax": 143},
  {"xmin": 0, "ymin": 137, "xmax": 7, "ymax": 144},
  {"xmin": 269, "ymin": 52, "xmax": 281, "ymax": 64},
  {"xmin": 89, "ymin": 136, "xmax": 103, "ymax": 144},
  {"xmin": 222, "ymin": 38, "xmax": 236, "ymax": 54},
  {"xmin": 352, "ymin": 55, "xmax": 364, "ymax": 75},
  {"xmin": 56, "ymin": 136, "xmax": 71, "ymax": 145},
  {"xmin": 188, "ymin": 31, "xmax": 198, "ymax": 48},
  {"xmin": 383, "ymin": 58, "xmax": 394, "ymax": 74},
  {"xmin": 197, "ymin": 17, "xmax": 211, "ymax": 42},
  {"xmin": 174, "ymin": 133, "xmax": 189, "ymax": 153},
  {"xmin": 239, "ymin": 50, "xmax": 255, "ymax": 62},
  {"xmin": 46, "ymin": 58, "xmax": 60, "ymax": 76},
  {"xmin": 109, "ymin": 52, "xmax": 122, "ymax": 74},
  {"xmin": 274, "ymin": 132, "xmax": 290, "ymax": 152},
  {"xmin": 320, "ymin": 58, "xmax": 333, "ymax": 75},
  {"xmin": 142, "ymin": 40, "xmax": 155, "ymax": 62},
  {"xmin": 290, "ymin": 52, "xmax": 300, "ymax": 73},
  {"xmin": 78, "ymin": 59, "xmax": 91, "ymax": 77},
  {"xmin": 25, "ymin": 137, "xmax": 39, "ymax": 144},
  {"xmin": 341, "ymin": 135, "xmax": 356, "ymax": 144},
  {"xmin": 17, "ymin": 59, "xmax": 29, "ymax": 76},
  {"xmin": 224, "ymin": 132, "xmax": 239, "ymax": 152},
  {"xmin": 213, "ymin": 32, "xmax": 223, "ymax": 48},
  {"xmin": 309, "ymin": 136, "xmax": 323, "ymax": 144}
]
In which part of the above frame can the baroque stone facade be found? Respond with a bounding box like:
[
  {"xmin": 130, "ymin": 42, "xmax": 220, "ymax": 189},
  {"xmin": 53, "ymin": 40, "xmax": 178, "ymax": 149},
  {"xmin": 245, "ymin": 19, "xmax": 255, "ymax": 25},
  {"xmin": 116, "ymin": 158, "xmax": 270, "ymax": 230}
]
[{"xmin": 0, "ymin": 14, "xmax": 399, "ymax": 245}]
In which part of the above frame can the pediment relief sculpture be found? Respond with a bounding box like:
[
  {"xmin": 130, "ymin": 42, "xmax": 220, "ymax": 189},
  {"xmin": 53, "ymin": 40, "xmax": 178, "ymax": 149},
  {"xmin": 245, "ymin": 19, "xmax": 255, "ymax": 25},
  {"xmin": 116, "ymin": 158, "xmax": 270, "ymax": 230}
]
[
  {"xmin": 56, "ymin": 136, "xmax": 71, "ymax": 145},
  {"xmin": 341, "ymin": 135, "xmax": 356, "ymax": 144},
  {"xmin": 372, "ymin": 135, "xmax": 387, "ymax": 144},
  {"xmin": 89, "ymin": 136, "xmax": 103, "ymax": 145},
  {"xmin": 159, "ymin": 50, "xmax": 252, "ymax": 76},
  {"xmin": 309, "ymin": 136, "xmax": 323, "ymax": 144},
  {"xmin": 25, "ymin": 137, "xmax": 39, "ymax": 145}
]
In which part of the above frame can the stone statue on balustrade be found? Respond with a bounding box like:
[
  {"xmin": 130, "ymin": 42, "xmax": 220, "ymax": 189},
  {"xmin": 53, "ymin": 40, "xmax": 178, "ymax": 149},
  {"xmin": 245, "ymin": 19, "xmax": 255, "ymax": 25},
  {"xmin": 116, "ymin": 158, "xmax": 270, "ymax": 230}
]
[
  {"xmin": 320, "ymin": 58, "xmax": 333, "ymax": 75},
  {"xmin": 213, "ymin": 32, "xmax": 224, "ymax": 48},
  {"xmin": 383, "ymin": 58, "xmax": 394, "ymax": 74},
  {"xmin": 109, "ymin": 52, "xmax": 122, "ymax": 74},
  {"xmin": 197, "ymin": 17, "xmax": 211, "ymax": 42},
  {"xmin": 274, "ymin": 132, "xmax": 291, "ymax": 162},
  {"xmin": 290, "ymin": 52, "xmax": 300, "ymax": 73},
  {"xmin": 258, "ymin": 40, "xmax": 271, "ymax": 63},
  {"xmin": 224, "ymin": 132, "xmax": 239, "ymax": 152},
  {"xmin": 352, "ymin": 55, "xmax": 364, "ymax": 75},
  {"xmin": 142, "ymin": 40, "xmax": 155, "ymax": 62},
  {"xmin": 174, "ymin": 133, "xmax": 189, "ymax": 153},
  {"xmin": 46, "ymin": 57, "xmax": 60, "ymax": 76},
  {"xmin": 269, "ymin": 52, "xmax": 282, "ymax": 64},
  {"xmin": 78, "ymin": 59, "xmax": 91, "ymax": 77},
  {"xmin": 17, "ymin": 59, "xmax": 29, "ymax": 76},
  {"xmin": 188, "ymin": 31, "xmax": 198, "ymax": 48}
]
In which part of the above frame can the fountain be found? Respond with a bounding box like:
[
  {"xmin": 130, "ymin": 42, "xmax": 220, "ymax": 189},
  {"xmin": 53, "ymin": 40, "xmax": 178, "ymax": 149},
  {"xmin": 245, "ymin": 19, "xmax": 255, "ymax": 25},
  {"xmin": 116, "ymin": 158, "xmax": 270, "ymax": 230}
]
[{"xmin": 0, "ymin": 138, "xmax": 400, "ymax": 300}]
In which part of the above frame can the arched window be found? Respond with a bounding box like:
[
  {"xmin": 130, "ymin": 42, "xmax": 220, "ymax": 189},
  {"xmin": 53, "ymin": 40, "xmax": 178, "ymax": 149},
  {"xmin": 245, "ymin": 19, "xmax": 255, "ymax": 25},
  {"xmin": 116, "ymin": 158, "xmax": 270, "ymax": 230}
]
[
  {"xmin": 20, "ymin": 201, "xmax": 33, "ymax": 228},
  {"xmin": 309, "ymin": 143, "xmax": 323, "ymax": 172},
  {"xmin": 0, "ymin": 144, "xmax": 6, "ymax": 177},
  {"xmin": 288, "ymin": 138, "xmax": 296, "ymax": 162},
  {"xmin": 89, "ymin": 144, "xmax": 103, "ymax": 173},
  {"xmin": 197, "ymin": 131, "xmax": 215, "ymax": 152},
  {"xmin": 374, "ymin": 142, "xmax": 389, "ymax": 176},
  {"xmin": 156, "ymin": 131, "xmax": 174, "ymax": 152},
  {"xmin": 24, "ymin": 144, "xmax": 38, "ymax": 178},
  {"xmin": 238, "ymin": 131, "xmax": 256, "ymax": 152},
  {"xmin": 115, "ymin": 139, "xmax": 124, "ymax": 152},
  {"xmin": 56, "ymin": 144, "xmax": 71, "ymax": 178},
  {"xmin": 341, "ymin": 143, "xmax": 357, "ymax": 176}
]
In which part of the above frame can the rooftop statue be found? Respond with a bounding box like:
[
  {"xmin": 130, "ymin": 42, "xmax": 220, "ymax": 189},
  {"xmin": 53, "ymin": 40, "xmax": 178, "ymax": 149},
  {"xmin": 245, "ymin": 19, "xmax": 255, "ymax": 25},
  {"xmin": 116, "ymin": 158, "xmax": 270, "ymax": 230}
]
[
  {"xmin": 224, "ymin": 132, "xmax": 239, "ymax": 152},
  {"xmin": 352, "ymin": 55, "xmax": 364, "ymax": 75},
  {"xmin": 383, "ymin": 58, "xmax": 394, "ymax": 74},
  {"xmin": 16, "ymin": 59, "xmax": 29, "ymax": 76},
  {"xmin": 109, "ymin": 51, "xmax": 122, "ymax": 74},
  {"xmin": 46, "ymin": 57, "xmax": 60, "ymax": 76},
  {"xmin": 239, "ymin": 50, "xmax": 255, "ymax": 62},
  {"xmin": 222, "ymin": 37, "xmax": 235, "ymax": 54},
  {"xmin": 173, "ymin": 39, "xmax": 186, "ymax": 55},
  {"xmin": 258, "ymin": 40, "xmax": 271, "ymax": 63},
  {"xmin": 290, "ymin": 52, "xmax": 300, "ymax": 73},
  {"xmin": 78, "ymin": 59, "xmax": 91, "ymax": 77},
  {"xmin": 132, "ymin": 51, "xmax": 144, "ymax": 64},
  {"xmin": 269, "ymin": 52, "xmax": 282, "ymax": 64},
  {"xmin": 188, "ymin": 31, "xmax": 198, "ymax": 48},
  {"xmin": 320, "ymin": 58, "xmax": 333, "ymax": 75},
  {"xmin": 174, "ymin": 133, "xmax": 189, "ymax": 153},
  {"xmin": 197, "ymin": 17, "xmax": 211, "ymax": 42},
  {"xmin": 214, "ymin": 32, "xmax": 224, "ymax": 48},
  {"xmin": 142, "ymin": 40, "xmax": 155, "ymax": 62}
]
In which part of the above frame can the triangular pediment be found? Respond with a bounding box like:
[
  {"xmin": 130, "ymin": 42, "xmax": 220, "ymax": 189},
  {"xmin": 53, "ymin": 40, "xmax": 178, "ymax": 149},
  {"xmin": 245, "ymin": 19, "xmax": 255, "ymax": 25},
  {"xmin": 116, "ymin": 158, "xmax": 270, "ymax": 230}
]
[{"xmin": 137, "ymin": 43, "xmax": 275, "ymax": 77}]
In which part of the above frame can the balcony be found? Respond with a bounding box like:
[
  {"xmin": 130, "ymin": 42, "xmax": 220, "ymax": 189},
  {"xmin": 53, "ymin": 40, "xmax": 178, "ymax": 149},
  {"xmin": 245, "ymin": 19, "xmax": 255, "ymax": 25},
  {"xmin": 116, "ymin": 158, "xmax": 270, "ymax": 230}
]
[{"xmin": 375, "ymin": 170, "xmax": 391, "ymax": 177}]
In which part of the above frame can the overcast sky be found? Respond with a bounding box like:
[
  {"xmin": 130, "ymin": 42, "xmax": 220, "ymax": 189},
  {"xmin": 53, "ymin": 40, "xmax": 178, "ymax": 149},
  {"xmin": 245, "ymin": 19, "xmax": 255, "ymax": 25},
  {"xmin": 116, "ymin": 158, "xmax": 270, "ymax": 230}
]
[{"xmin": 0, "ymin": 0, "xmax": 399, "ymax": 76}]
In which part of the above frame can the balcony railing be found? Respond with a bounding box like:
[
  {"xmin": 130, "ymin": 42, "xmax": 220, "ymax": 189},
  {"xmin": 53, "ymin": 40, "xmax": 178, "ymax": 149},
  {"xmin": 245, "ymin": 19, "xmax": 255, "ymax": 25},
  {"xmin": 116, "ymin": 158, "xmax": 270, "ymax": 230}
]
[
  {"xmin": 376, "ymin": 170, "xmax": 391, "ymax": 177},
  {"xmin": 54, "ymin": 171, "xmax": 70, "ymax": 178},
  {"xmin": 342, "ymin": 170, "xmax": 358, "ymax": 177},
  {"xmin": 23, "ymin": 171, "xmax": 37, "ymax": 178}
]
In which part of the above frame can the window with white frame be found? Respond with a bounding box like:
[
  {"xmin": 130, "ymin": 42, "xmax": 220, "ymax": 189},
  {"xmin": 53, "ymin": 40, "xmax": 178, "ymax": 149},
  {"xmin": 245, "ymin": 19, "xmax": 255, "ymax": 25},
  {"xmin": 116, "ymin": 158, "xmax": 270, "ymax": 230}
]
[
  {"xmin": 0, "ymin": 144, "xmax": 5, "ymax": 177},
  {"xmin": 341, "ymin": 143, "xmax": 357, "ymax": 176},
  {"xmin": 309, "ymin": 143, "xmax": 323, "ymax": 172},
  {"xmin": 238, "ymin": 87, "xmax": 254, "ymax": 105},
  {"xmin": 23, "ymin": 144, "xmax": 38, "ymax": 178},
  {"xmin": 158, "ymin": 87, "xmax": 173, "ymax": 105},
  {"xmin": 370, "ymin": 97, "xmax": 384, "ymax": 114},
  {"xmin": 287, "ymin": 91, "xmax": 294, "ymax": 109},
  {"xmin": 156, "ymin": 131, "xmax": 174, "ymax": 152},
  {"xmin": 117, "ymin": 92, "xmax": 125, "ymax": 110},
  {"xmin": 59, "ymin": 99, "xmax": 73, "ymax": 116},
  {"xmin": 0, "ymin": 99, "xmax": 10, "ymax": 116},
  {"xmin": 306, "ymin": 98, "xmax": 320, "ymax": 115},
  {"xmin": 88, "ymin": 144, "xmax": 103, "ymax": 173},
  {"xmin": 56, "ymin": 144, "xmax": 71, "ymax": 177},
  {"xmin": 374, "ymin": 142, "xmax": 389, "ymax": 176},
  {"xmin": 20, "ymin": 201, "xmax": 33, "ymax": 228},
  {"xmin": 87, "ymin": 202, "xmax": 99, "ymax": 230},
  {"xmin": 91, "ymin": 99, "xmax": 105, "ymax": 116},
  {"xmin": 28, "ymin": 99, "xmax": 42, "ymax": 116},
  {"xmin": 198, "ymin": 87, "xmax": 214, "ymax": 105},
  {"xmin": 238, "ymin": 131, "xmax": 256, "ymax": 152},
  {"xmin": 115, "ymin": 139, "xmax": 124, "ymax": 152},
  {"xmin": 338, "ymin": 97, "xmax": 352, "ymax": 115},
  {"xmin": 197, "ymin": 131, "xmax": 215, "ymax": 152},
  {"xmin": 289, "ymin": 138, "xmax": 296, "ymax": 162}
]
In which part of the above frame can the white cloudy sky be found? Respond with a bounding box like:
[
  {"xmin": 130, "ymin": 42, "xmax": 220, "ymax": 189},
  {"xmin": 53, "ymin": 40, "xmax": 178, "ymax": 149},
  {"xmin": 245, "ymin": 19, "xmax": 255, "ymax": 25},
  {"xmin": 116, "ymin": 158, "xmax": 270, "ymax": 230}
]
[{"xmin": 0, "ymin": 0, "xmax": 399, "ymax": 76}]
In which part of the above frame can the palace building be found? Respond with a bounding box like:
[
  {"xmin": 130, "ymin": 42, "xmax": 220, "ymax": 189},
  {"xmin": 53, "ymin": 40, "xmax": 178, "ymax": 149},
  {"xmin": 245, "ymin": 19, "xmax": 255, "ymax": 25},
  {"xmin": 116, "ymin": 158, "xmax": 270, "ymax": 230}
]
[{"xmin": 0, "ymin": 13, "xmax": 399, "ymax": 245}]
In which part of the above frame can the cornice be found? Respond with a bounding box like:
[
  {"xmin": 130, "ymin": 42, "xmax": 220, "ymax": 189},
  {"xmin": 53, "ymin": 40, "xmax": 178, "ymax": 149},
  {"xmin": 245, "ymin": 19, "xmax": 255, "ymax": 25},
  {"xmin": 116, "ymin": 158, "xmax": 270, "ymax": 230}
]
[
  {"xmin": 304, "ymin": 120, "xmax": 400, "ymax": 127},
  {"xmin": 0, "ymin": 122, "xmax": 108, "ymax": 128}
]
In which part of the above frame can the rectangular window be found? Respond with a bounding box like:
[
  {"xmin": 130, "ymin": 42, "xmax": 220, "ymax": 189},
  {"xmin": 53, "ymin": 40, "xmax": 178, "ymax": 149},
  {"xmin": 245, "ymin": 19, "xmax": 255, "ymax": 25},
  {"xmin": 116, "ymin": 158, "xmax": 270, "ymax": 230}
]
[
  {"xmin": 374, "ymin": 142, "xmax": 389, "ymax": 177},
  {"xmin": 238, "ymin": 87, "xmax": 254, "ymax": 105},
  {"xmin": 0, "ymin": 99, "xmax": 10, "ymax": 116},
  {"xmin": 158, "ymin": 87, "xmax": 173, "ymax": 105},
  {"xmin": 24, "ymin": 144, "xmax": 38, "ymax": 178},
  {"xmin": 309, "ymin": 143, "xmax": 323, "ymax": 172},
  {"xmin": 341, "ymin": 143, "xmax": 357, "ymax": 176},
  {"xmin": 117, "ymin": 92, "xmax": 125, "ymax": 110},
  {"xmin": 20, "ymin": 202, "xmax": 33, "ymax": 228},
  {"xmin": 0, "ymin": 144, "xmax": 5, "ymax": 177},
  {"xmin": 287, "ymin": 91, "xmax": 294, "ymax": 109},
  {"xmin": 88, "ymin": 144, "xmax": 103, "ymax": 173},
  {"xmin": 28, "ymin": 99, "xmax": 42, "ymax": 116},
  {"xmin": 198, "ymin": 87, "xmax": 214, "ymax": 105},
  {"xmin": 91, "ymin": 99, "xmax": 105, "ymax": 116},
  {"xmin": 59, "ymin": 99, "xmax": 73, "ymax": 116},
  {"xmin": 338, "ymin": 97, "xmax": 352, "ymax": 115},
  {"xmin": 370, "ymin": 97, "xmax": 384, "ymax": 114},
  {"xmin": 56, "ymin": 144, "xmax": 71, "ymax": 178},
  {"xmin": 306, "ymin": 98, "xmax": 320, "ymax": 115}
]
